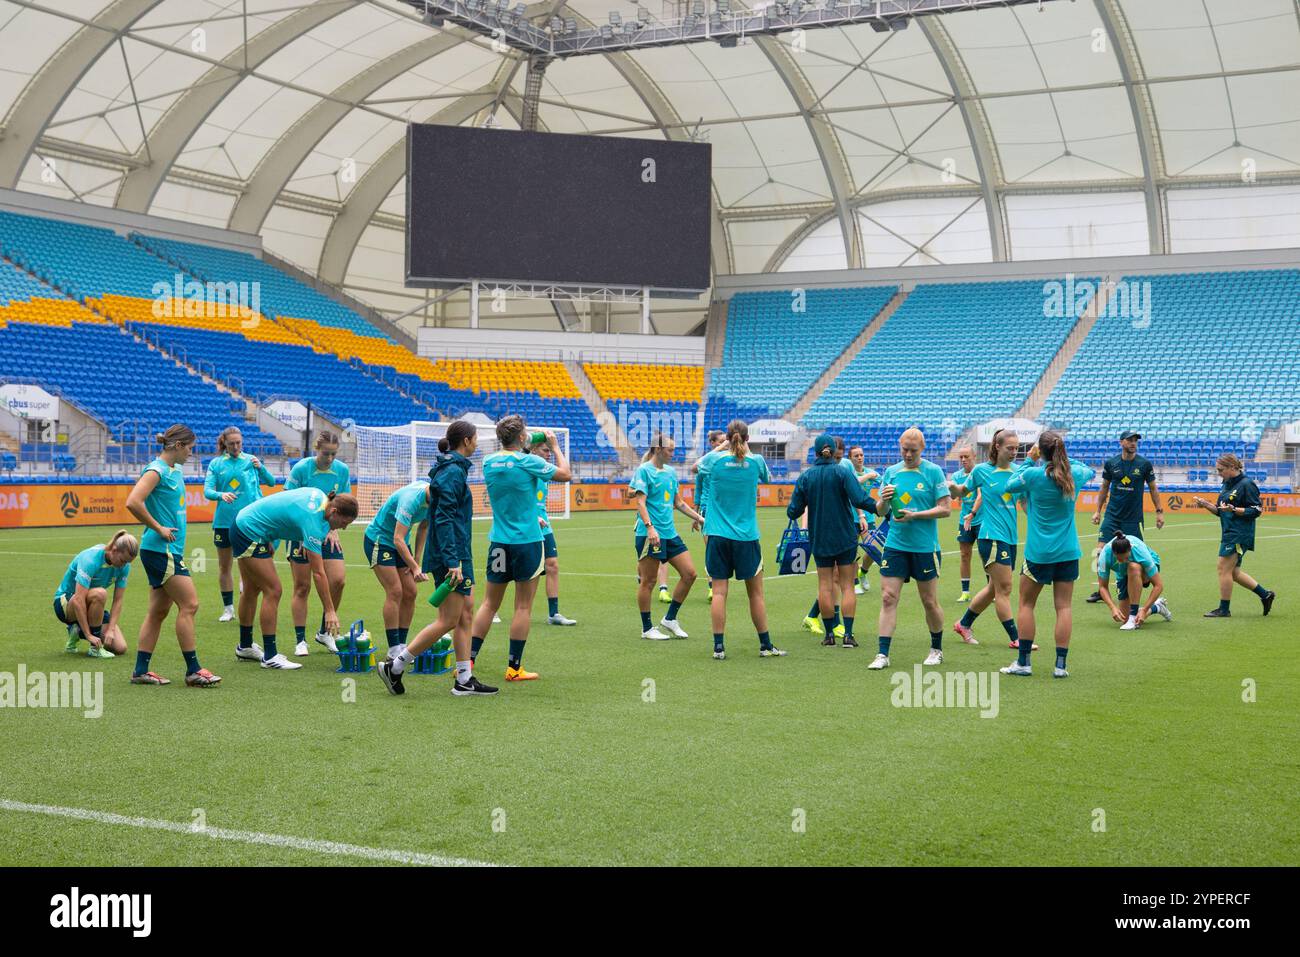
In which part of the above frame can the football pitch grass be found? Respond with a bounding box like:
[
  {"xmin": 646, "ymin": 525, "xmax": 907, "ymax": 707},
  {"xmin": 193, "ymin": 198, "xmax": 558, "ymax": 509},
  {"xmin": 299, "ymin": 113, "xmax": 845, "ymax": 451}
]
[{"xmin": 0, "ymin": 510, "xmax": 1295, "ymax": 867}]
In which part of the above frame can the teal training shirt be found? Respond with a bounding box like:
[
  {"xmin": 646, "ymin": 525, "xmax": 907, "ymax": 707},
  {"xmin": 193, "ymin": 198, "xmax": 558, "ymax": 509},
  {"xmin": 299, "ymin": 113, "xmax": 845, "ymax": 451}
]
[
  {"xmin": 238, "ymin": 487, "xmax": 333, "ymax": 553},
  {"xmin": 204, "ymin": 452, "xmax": 274, "ymax": 529},
  {"xmin": 629, "ymin": 461, "xmax": 680, "ymax": 539},
  {"xmin": 960, "ymin": 460, "xmax": 1033, "ymax": 545},
  {"xmin": 139, "ymin": 457, "xmax": 187, "ymax": 556},
  {"xmin": 483, "ymin": 451, "xmax": 557, "ymax": 544},
  {"xmin": 536, "ymin": 479, "xmax": 552, "ymax": 534},
  {"xmin": 285, "ymin": 456, "xmax": 351, "ymax": 496},
  {"xmin": 365, "ymin": 481, "xmax": 430, "ymax": 548},
  {"xmin": 950, "ymin": 468, "xmax": 976, "ymax": 524},
  {"xmin": 1096, "ymin": 537, "xmax": 1160, "ymax": 580},
  {"xmin": 881, "ymin": 459, "xmax": 950, "ymax": 554},
  {"xmin": 1006, "ymin": 460, "xmax": 1096, "ymax": 563},
  {"xmin": 697, "ymin": 448, "xmax": 768, "ymax": 541},
  {"xmin": 56, "ymin": 544, "xmax": 129, "ymax": 599}
]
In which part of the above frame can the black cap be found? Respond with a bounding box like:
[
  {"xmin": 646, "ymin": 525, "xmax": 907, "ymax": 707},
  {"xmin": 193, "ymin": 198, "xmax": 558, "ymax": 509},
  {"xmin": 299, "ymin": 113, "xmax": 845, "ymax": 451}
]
[{"xmin": 1120, "ymin": 430, "xmax": 1142, "ymax": 441}]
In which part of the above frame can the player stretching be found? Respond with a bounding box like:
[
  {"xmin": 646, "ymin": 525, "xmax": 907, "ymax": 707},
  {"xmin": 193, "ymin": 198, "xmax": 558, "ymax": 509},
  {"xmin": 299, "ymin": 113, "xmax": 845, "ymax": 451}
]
[
  {"xmin": 1001, "ymin": 430, "xmax": 1095, "ymax": 678},
  {"xmin": 530, "ymin": 437, "xmax": 576, "ymax": 626},
  {"xmin": 204, "ymin": 426, "xmax": 273, "ymax": 622},
  {"xmin": 470, "ymin": 417, "xmax": 570, "ymax": 680},
  {"xmin": 949, "ymin": 445, "xmax": 979, "ymax": 602},
  {"xmin": 633, "ymin": 432, "xmax": 703, "ymax": 641},
  {"xmin": 870, "ymin": 428, "xmax": 951, "ymax": 670},
  {"xmin": 696, "ymin": 420, "xmax": 782, "ymax": 660},
  {"xmin": 1087, "ymin": 430, "xmax": 1163, "ymax": 604},
  {"xmin": 380, "ymin": 421, "xmax": 497, "ymax": 697},
  {"xmin": 285, "ymin": 431, "xmax": 351, "ymax": 655},
  {"xmin": 231, "ymin": 488, "xmax": 358, "ymax": 669},
  {"xmin": 365, "ymin": 479, "xmax": 431, "ymax": 659},
  {"xmin": 951, "ymin": 430, "xmax": 1034, "ymax": 649},
  {"xmin": 55, "ymin": 530, "xmax": 138, "ymax": 658},
  {"xmin": 788, "ymin": 434, "xmax": 876, "ymax": 649},
  {"xmin": 1192, "ymin": 452, "xmax": 1276, "ymax": 618},
  {"xmin": 1096, "ymin": 532, "xmax": 1172, "ymax": 630},
  {"xmin": 125, "ymin": 424, "xmax": 220, "ymax": 687},
  {"xmin": 693, "ymin": 429, "xmax": 727, "ymax": 601}
]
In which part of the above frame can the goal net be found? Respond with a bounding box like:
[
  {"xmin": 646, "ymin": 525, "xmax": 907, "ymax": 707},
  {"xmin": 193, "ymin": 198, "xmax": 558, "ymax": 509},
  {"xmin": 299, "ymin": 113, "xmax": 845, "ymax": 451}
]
[{"xmin": 352, "ymin": 420, "xmax": 571, "ymax": 523}]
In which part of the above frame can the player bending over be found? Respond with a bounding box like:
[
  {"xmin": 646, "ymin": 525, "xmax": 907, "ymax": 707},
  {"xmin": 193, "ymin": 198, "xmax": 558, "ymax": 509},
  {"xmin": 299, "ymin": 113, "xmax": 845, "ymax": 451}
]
[
  {"xmin": 1095, "ymin": 532, "xmax": 1172, "ymax": 630},
  {"xmin": 55, "ymin": 530, "xmax": 138, "ymax": 658}
]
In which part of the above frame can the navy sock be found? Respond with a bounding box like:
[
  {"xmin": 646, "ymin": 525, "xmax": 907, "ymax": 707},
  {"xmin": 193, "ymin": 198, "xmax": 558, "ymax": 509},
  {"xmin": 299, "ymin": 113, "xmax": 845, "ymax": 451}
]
[
  {"xmin": 757, "ymin": 631, "xmax": 771, "ymax": 649},
  {"xmin": 822, "ymin": 617, "xmax": 836, "ymax": 636},
  {"xmin": 843, "ymin": 616, "xmax": 854, "ymax": 639},
  {"xmin": 294, "ymin": 625, "xmax": 305, "ymax": 643},
  {"xmin": 1056, "ymin": 646, "xmax": 1069, "ymax": 670},
  {"xmin": 508, "ymin": 639, "xmax": 525, "ymax": 670},
  {"xmin": 1017, "ymin": 637, "xmax": 1033, "ymax": 667},
  {"xmin": 1001, "ymin": 619, "xmax": 1018, "ymax": 641},
  {"xmin": 960, "ymin": 609, "xmax": 979, "ymax": 628},
  {"xmin": 263, "ymin": 634, "xmax": 277, "ymax": 659},
  {"xmin": 640, "ymin": 610, "xmax": 653, "ymax": 632},
  {"xmin": 961, "ymin": 578, "xmax": 970, "ymax": 591},
  {"xmin": 238, "ymin": 624, "xmax": 253, "ymax": 649},
  {"xmin": 548, "ymin": 596, "xmax": 559, "ymax": 617},
  {"xmin": 182, "ymin": 650, "xmax": 200, "ymax": 676},
  {"xmin": 1253, "ymin": 584, "xmax": 1269, "ymax": 598},
  {"xmin": 878, "ymin": 636, "xmax": 892, "ymax": 656},
  {"xmin": 221, "ymin": 590, "xmax": 233, "ymax": 607},
  {"xmin": 930, "ymin": 630, "xmax": 942, "ymax": 651},
  {"xmin": 714, "ymin": 632, "xmax": 725, "ymax": 651},
  {"xmin": 808, "ymin": 599, "xmax": 821, "ymax": 619},
  {"xmin": 385, "ymin": 628, "xmax": 400, "ymax": 649},
  {"xmin": 833, "ymin": 604, "xmax": 841, "ymax": 628},
  {"xmin": 133, "ymin": 651, "xmax": 152, "ymax": 676},
  {"xmin": 470, "ymin": 636, "xmax": 484, "ymax": 660},
  {"xmin": 1219, "ymin": 599, "xmax": 1231, "ymax": 613},
  {"xmin": 666, "ymin": 599, "xmax": 682, "ymax": 621},
  {"xmin": 1129, "ymin": 604, "xmax": 1139, "ymax": 617},
  {"xmin": 90, "ymin": 625, "xmax": 103, "ymax": 640},
  {"xmin": 398, "ymin": 627, "xmax": 409, "ymax": 645}
]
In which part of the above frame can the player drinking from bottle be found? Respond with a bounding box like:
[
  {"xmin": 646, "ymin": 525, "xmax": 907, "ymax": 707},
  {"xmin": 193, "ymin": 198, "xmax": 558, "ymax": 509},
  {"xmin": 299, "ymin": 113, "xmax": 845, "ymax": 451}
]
[
  {"xmin": 1000, "ymin": 430, "xmax": 1095, "ymax": 678},
  {"xmin": 788, "ymin": 434, "xmax": 877, "ymax": 649},
  {"xmin": 869, "ymin": 428, "xmax": 951, "ymax": 670},
  {"xmin": 285, "ymin": 431, "xmax": 351, "ymax": 655},
  {"xmin": 696, "ymin": 420, "xmax": 783, "ymax": 660},
  {"xmin": 1095, "ymin": 531, "xmax": 1172, "ymax": 630},
  {"xmin": 379, "ymin": 421, "xmax": 498, "ymax": 697},
  {"xmin": 633, "ymin": 432, "xmax": 703, "ymax": 641},
  {"xmin": 126, "ymin": 424, "xmax": 220, "ymax": 687},
  {"xmin": 365, "ymin": 479, "xmax": 431, "ymax": 659},
  {"xmin": 55, "ymin": 530, "xmax": 138, "ymax": 658},
  {"xmin": 231, "ymin": 488, "xmax": 358, "ymax": 670},
  {"xmin": 1192, "ymin": 453, "xmax": 1276, "ymax": 618},
  {"xmin": 471, "ymin": 416, "xmax": 571, "ymax": 680},
  {"xmin": 205, "ymin": 426, "xmax": 274, "ymax": 623}
]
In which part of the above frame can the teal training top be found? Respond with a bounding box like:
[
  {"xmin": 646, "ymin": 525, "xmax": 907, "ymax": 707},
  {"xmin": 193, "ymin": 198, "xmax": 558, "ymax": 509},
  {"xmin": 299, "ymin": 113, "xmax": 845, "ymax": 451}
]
[
  {"xmin": 365, "ymin": 481, "xmax": 430, "ymax": 548},
  {"xmin": 958, "ymin": 460, "xmax": 1033, "ymax": 545},
  {"xmin": 236, "ymin": 487, "xmax": 333, "ymax": 554},
  {"xmin": 285, "ymin": 456, "xmax": 351, "ymax": 496},
  {"xmin": 139, "ymin": 457, "xmax": 187, "ymax": 556},
  {"xmin": 881, "ymin": 459, "xmax": 950, "ymax": 554},
  {"xmin": 949, "ymin": 467, "xmax": 976, "ymax": 525},
  {"xmin": 630, "ymin": 461, "xmax": 680, "ymax": 539},
  {"xmin": 1006, "ymin": 460, "xmax": 1096, "ymax": 563},
  {"xmin": 1096, "ymin": 537, "xmax": 1160, "ymax": 580},
  {"xmin": 483, "ymin": 451, "xmax": 557, "ymax": 545},
  {"xmin": 536, "ymin": 479, "xmax": 552, "ymax": 535},
  {"xmin": 56, "ymin": 544, "xmax": 129, "ymax": 600},
  {"xmin": 696, "ymin": 448, "xmax": 769, "ymax": 541},
  {"xmin": 204, "ymin": 452, "xmax": 275, "ymax": 529}
]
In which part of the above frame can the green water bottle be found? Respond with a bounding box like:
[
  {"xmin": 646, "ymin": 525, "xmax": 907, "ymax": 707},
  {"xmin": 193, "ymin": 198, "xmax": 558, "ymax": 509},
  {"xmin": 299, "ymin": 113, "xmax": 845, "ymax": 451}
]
[
  {"xmin": 890, "ymin": 489, "xmax": 906, "ymax": 520},
  {"xmin": 427, "ymin": 578, "xmax": 453, "ymax": 607},
  {"xmin": 434, "ymin": 636, "xmax": 451, "ymax": 654},
  {"xmin": 529, "ymin": 431, "xmax": 547, "ymax": 446}
]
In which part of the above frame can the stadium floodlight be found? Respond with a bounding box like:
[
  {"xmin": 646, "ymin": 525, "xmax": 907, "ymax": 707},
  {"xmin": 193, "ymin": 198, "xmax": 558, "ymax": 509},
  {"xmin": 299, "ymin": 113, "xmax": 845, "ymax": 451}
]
[
  {"xmin": 600, "ymin": 24, "xmax": 614, "ymax": 38},
  {"xmin": 609, "ymin": 11, "xmax": 621, "ymax": 26},
  {"xmin": 692, "ymin": 1, "xmax": 705, "ymax": 16},
  {"xmin": 564, "ymin": 17, "xmax": 577, "ymax": 32},
  {"xmin": 513, "ymin": 3, "xmax": 527, "ymax": 20}
]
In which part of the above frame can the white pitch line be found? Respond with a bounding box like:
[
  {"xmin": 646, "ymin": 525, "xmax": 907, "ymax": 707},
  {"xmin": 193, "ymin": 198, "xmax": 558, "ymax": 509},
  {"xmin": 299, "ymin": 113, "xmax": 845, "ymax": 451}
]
[{"xmin": 0, "ymin": 799, "xmax": 495, "ymax": 867}]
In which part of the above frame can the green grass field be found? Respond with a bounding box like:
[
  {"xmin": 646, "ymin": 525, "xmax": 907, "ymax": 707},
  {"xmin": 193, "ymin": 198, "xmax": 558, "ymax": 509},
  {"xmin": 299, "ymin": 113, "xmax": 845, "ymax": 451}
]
[{"xmin": 0, "ymin": 509, "xmax": 1296, "ymax": 866}]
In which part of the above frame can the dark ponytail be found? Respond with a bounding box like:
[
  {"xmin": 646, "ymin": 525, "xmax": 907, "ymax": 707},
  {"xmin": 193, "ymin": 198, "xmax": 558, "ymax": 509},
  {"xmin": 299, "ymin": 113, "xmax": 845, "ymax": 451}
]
[
  {"xmin": 326, "ymin": 491, "xmax": 359, "ymax": 522},
  {"xmin": 1111, "ymin": 531, "xmax": 1131, "ymax": 556},
  {"xmin": 1039, "ymin": 430, "xmax": 1075, "ymax": 499},
  {"xmin": 440, "ymin": 419, "xmax": 476, "ymax": 454}
]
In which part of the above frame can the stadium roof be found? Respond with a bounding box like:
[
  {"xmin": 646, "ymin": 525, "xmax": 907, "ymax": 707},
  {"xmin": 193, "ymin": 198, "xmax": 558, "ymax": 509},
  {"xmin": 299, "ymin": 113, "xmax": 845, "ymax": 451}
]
[{"xmin": 2, "ymin": 0, "xmax": 1299, "ymax": 316}]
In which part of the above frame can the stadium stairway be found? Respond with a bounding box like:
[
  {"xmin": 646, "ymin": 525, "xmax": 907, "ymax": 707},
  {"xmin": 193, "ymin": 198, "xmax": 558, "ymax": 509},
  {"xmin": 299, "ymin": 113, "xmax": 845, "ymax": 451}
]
[
  {"xmin": 563, "ymin": 360, "xmax": 640, "ymax": 470},
  {"xmin": 783, "ymin": 286, "xmax": 910, "ymax": 424},
  {"xmin": 1015, "ymin": 275, "xmax": 1117, "ymax": 421}
]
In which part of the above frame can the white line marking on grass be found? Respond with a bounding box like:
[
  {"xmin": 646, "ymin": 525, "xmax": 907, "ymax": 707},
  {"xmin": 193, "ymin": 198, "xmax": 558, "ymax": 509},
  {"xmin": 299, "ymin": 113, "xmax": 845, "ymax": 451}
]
[{"xmin": 0, "ymin": 799, "xmax": 496, "ymax": 867}]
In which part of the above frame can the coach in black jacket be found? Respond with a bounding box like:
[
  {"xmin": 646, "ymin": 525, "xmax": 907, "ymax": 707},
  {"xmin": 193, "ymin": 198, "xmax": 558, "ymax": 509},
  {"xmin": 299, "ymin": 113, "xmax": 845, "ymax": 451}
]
[{"xmin": 787, "ymin": 434, "xmax": 879, "ymax": 645}]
